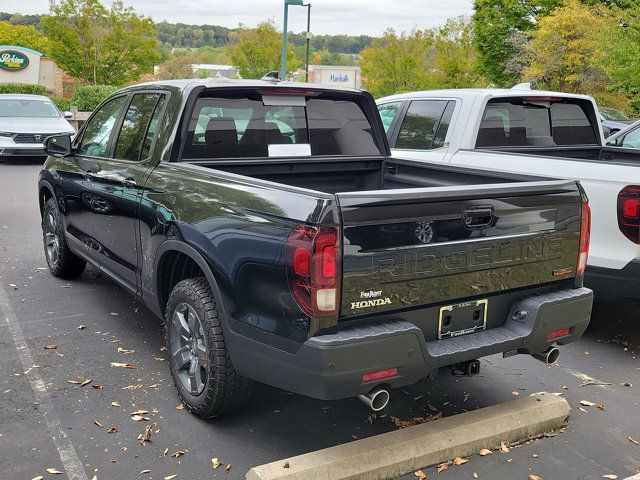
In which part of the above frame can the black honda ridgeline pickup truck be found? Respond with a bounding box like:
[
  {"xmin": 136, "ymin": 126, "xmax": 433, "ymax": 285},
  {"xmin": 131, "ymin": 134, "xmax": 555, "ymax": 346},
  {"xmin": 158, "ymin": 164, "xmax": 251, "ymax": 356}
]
[{"xmin": 38, "ymin": 79, "xmax": 593, "ymax": 417}]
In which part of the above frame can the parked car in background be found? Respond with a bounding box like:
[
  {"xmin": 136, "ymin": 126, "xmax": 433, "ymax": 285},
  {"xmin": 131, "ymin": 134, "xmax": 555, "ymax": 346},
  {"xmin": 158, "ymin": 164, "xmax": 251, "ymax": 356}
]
[
  {"xmin": 377, "ymin": 87, "xmax": 640, "ymax": 298},
  {"xmin": 0, "ymin": 94, "xmax": 75, "ymax": 162},
  {"xmin": 606, "ymin": 120, "xmax": 640, "ymax": 149},
  {"xmin": 599, "ymin": 107, "xmax": 633, "ymax": 137},
  {"xmin": 38, "ymin": 79, "xmax": 592, "ymax": 417}
]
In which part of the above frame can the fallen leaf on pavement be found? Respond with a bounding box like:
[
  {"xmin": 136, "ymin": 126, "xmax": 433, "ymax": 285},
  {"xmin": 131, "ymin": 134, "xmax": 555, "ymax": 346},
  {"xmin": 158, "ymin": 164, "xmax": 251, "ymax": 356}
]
[
  {"xmin": 473, "ymin": 473, "xmax": 478, "ymax": 479},
  {"xmin": 478, "ymin": 448, "xmax": 492, "ymax": 456},
  {"xmin": 529, "ymin": 476, "xmax": 543, "ymax": 480},
  {"xmin": 212, "ymin": 457, "xmax": 221, "ymax": 469},
  {"xmin": 80, "ymin": 379, "xmax": 92, "ymax": 387},
  {"xmin": 67, "ymin": 380, "xmax": 81, "ymax": 385},
  {"xmin": 511, "ymin": 390, "xmax": 520, "ymax": 396},
  {"xmin": 532, "ymin": 454, "xmax": 539, "ymax": 458},
  {"xmin": 77, "ymin": 324, "xmax": 86, "ymax": 330},
  {"xmin": 414, "ymin": 470, "xmax": 427, "ymax": 479},
  {"xmin": 500, "ymin": 442, "xmax": 510, "ymax": 453},
  {"xmin": 163, "ymin": 448, "xmax": 169, "ymax": 456},
  {"xmin": 111, "ymin": 362, "xmax": 135, "ymax": 369},
  {"xmin": 453, "ymin": 457, "xmax": 468, "ymax": 465},
  {"xmin": 46, "ymin": 468, "xmax": 64, "ymax": 474},
  {"xmin": 437, "ymin": 462, "xmax": 448, "ymax": 473},
  {"xmin": 176, "ymin": 403, "xmax": 185, "ymax": 410},
  {"xmin": 597, "ymin": 403, "xmax": 605, "ymax": 410},
  {"xmin": 629, "ymin": 436, "xmax": 639, "ymax": 445},
  {"xmin": 123, "ymin": 384, "xmax": 142, "ymax": 390},
  {"xmin": 164, "ymin": 476, "xmax": 177, "ymax": 480},
  {"xmin": 117, "ymin": 347, "xmax": 135, "ymax": 354},
  {"xmin": 226, "ymin": 464, "xmax": 231, "ymax": 472},
  {"xmin": 44, "ymin": 345, "xmax": 57, "ymax": 350},
  {"xmin": 579, "ymin": 400, "xmax": 596, "ymax": 406},
  {"xmin": 578, "ymin": 407, "xmax": 589, "ymax": 413},
  {"xmin": 107, "ymin": 427, "xmax": 118, "ymax": 433},
  {"xmin": 110, "ymin": 312, "xmax": 118, "ymax": 316},
  {"xmin": 140, "ymin": 470, "xmax": 151, "ymax": 474},
  {"xmin": 130, "ymin": 410, "xmax": 149, "ymax": 416},
  {"xmin": 603, "ymin": 475, "xmax": 618, "ymax": 479},
  {"xmin": 93, "ymin": 419, "xmax": 103, "ymax": 428},
  {"xmin": 92, "ymin": 384, "xmax": 103, "ymax": 389},
  {"xmin": 622, "ymin": 382, "xmax": 632, "ymax": 387},
  {"xmin": 31, "ymin": 477, "xmax": 44, "ymax": 480},
  {"xmin": 138, "ymin": 423, "xmax": 155, "ymax": 446},
  {"xmin": 131, "ymin": 415, "xmax": 149, "ymax": 422},
  {"xmin": 171, "ymin": 451, "xmax": 185, "ymax": 458},
  {"xmin": 111, "ymin": 402, "xmax": 120, "ymax": 407}
]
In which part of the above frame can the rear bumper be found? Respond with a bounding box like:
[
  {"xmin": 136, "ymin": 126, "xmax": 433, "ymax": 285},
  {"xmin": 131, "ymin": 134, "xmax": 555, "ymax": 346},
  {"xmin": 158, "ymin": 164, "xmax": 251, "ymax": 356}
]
[
  {"xmin": 227, "ymin": 287, "xmax": 593, "ymax": 400},
  {"xmin": 585, "ymin": 260, "xmax": 640, "ymax": 298}
]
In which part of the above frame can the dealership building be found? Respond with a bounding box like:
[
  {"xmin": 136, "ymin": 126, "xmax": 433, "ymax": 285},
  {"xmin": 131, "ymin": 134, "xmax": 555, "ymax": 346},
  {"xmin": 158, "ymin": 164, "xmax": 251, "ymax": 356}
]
[{"xmin": 0, "ymin": 45, "xmax": 64, "ymax": 96}]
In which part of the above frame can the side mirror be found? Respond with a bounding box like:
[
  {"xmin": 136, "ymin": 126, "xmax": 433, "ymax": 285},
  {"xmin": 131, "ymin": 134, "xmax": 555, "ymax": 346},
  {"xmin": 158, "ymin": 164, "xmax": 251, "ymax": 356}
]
[
  {"xmin": 44, "ymin": 135, "xmax": 73, "ymax": 157},
  {"xmin": 63, "ymin": 111, "xmax": 74, "ymax": 119}
]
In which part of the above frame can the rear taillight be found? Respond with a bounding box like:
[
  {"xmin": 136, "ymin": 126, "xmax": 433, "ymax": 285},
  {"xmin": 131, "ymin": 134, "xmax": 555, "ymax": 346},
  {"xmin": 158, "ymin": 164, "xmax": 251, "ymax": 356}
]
[
  {"xmin": 618, "ymin": 185, "xmax": 640, "ymax": 244},
  {"xmin": 577, "ymin": 202, "xmax": 591, "ymax": 275},
  {"xmin": 286, "ymin": 225, "xmax": 340, "ymax": 317}
]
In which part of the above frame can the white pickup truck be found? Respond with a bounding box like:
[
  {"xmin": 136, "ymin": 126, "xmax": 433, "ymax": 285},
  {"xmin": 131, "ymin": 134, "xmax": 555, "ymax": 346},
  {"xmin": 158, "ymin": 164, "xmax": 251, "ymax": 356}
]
[{"xmin": 377, "ymin": 87, "xmax": 640, "ymax": 296}]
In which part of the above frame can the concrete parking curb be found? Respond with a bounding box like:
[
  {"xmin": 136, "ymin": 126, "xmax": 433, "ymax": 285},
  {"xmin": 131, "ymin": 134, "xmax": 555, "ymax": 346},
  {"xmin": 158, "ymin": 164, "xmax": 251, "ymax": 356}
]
[{"xmin": 246, "ymin": 393, "xmax": 570, "ymax": 480}]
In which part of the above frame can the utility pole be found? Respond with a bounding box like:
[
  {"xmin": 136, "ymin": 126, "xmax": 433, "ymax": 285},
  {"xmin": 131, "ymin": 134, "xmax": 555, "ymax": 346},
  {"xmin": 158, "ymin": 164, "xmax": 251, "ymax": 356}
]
[{"xmin": 280, "ymin": 0, "xmax": 303, "ymax": 80}]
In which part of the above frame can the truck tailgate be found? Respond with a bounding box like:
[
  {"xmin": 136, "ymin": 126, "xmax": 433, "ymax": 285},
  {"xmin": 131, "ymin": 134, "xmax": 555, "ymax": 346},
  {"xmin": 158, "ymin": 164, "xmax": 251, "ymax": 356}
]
[{"xmin": 337, "ymin": 180, "xmax": 582, "ymax": 318}]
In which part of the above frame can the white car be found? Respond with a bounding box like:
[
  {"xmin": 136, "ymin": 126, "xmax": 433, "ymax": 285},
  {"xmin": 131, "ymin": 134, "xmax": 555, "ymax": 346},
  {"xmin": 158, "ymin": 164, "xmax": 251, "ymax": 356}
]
[
  {"xmin": 0, "ymin": 94, "xmax": 75, "ymax": 161},
  {"xmin": 377, "ymin": 87, "xmax": 640, "ymax": 297}
]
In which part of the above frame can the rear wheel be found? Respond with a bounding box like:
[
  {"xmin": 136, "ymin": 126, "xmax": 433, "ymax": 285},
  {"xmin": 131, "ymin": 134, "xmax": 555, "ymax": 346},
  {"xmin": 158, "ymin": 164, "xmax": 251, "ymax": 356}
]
[
  {"xmin": 42, "ymin": 197, "xmax": 86, "ymax": 278},
  {"xmin": 165, "ymin": 277, "xmax": 252, "ymax": 418}
]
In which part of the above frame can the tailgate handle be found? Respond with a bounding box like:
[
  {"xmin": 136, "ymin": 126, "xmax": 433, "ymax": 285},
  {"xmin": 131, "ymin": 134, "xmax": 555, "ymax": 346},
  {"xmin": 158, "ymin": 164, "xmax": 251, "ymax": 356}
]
[{"xmin": 463, "ymin": 207, "xmax": 494, "ymax": 228}]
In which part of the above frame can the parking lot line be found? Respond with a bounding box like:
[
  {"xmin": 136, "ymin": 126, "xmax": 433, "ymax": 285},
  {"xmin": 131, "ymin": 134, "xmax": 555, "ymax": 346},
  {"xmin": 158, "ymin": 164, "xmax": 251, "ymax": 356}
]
[{"xmin": 0, "ymin": 283, "xmax": 88, "ymax": 480}]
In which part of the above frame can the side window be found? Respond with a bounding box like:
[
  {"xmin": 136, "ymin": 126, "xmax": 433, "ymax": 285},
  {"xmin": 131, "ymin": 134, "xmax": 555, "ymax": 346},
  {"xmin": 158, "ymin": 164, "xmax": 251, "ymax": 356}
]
[
  {"xmin": 621, "ymin": 128, "xmax": 640, "ymax": 149},
  {"xmin": 433, "ymin": 101, "xmax": 455, "ymax": 149},
  {"xmin": 140, "ymin": 96, "xmax": 167, "ymax": 159},
  {"xmin": 395, "ymin": 100, "xmax": 448, "ymax": 150},
  {"xmin": 377, "ymin": 101, "xmax": 402, "ymax": 134},
  {"xmin": 114, "ymin": 93, "xmax": 163, "ymax": 161},
  {"xmin": 78, "ymin": 96, "xmax": 126, "ymax": 157}
]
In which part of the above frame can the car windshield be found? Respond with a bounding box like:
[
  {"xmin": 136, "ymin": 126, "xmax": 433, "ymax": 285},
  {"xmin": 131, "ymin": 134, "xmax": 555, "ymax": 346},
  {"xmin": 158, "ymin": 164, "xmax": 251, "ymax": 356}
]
[
  {"xmin": 0, "ymin": 99, "xmax": 61, "ymax": 118},
  {"xmin": 600, "ymin": 108, "xmax": 630, "ymax": 122}
]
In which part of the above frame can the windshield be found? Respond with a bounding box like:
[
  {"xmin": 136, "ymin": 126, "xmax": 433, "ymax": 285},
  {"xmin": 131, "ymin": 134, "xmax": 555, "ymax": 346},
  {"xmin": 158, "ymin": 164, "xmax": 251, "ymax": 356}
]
[
  {"xmin": 0, "ymin": 99, "xmax": 61, "ymax": 118},
  {"xmin": 600, "ymin": 108, "xmax": 630, "ymax": 122}
]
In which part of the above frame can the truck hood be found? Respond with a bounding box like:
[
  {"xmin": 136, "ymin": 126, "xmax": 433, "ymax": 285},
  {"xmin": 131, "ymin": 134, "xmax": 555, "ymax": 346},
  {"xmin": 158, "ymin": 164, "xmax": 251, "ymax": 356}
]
[{"xmin": 0, "ymin": 116, "xmax": 75, "ymax": 134}]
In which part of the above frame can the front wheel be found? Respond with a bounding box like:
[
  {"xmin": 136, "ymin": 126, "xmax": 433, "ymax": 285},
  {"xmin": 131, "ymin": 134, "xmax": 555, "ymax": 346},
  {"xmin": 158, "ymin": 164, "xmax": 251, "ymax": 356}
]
[
  {"xmin": 165, "ymin": 277, "xmax": 253, "ymax": 418},
  {"xmin": 42, "ymin": 197, "xmax": 86, "ymax": 278}
]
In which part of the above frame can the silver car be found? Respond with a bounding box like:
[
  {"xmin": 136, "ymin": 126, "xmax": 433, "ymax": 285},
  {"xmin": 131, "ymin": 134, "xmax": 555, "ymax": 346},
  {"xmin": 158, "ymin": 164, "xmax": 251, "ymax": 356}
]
[{"xmin": 0, "ymin": 94, "xmax": 75, "ymax": 160}]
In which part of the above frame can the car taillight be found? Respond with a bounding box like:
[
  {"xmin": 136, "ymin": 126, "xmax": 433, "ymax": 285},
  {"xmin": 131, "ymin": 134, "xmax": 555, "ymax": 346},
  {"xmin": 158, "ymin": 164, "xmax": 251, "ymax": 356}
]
[
  {"xmin": 617, "ymin": 185, "xmax": 640, "ymax": 244},
  {"xmin": 286, "ymin": 225, "xmax": 340, "ymax": 317},
  {"xmin": 577, "ymin": 202, "xmax": 591, "ymax": 275}
]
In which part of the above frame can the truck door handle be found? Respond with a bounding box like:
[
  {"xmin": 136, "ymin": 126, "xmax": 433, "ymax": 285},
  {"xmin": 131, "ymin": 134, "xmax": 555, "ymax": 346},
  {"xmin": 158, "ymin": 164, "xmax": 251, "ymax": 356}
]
[
  {"xmin": 463, "ymin": 207, "xmax": 494, "ymax": 228},
  {"xmin": 122, "ymin": 178, "xmax": 138, "ymax": 188}
]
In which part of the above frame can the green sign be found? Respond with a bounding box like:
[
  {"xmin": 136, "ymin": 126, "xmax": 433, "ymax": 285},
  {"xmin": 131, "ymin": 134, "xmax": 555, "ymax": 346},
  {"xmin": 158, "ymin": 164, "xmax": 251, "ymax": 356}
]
[{"xmin": 0, "ymin": 50, "xmax": 29, "ymax": 71}]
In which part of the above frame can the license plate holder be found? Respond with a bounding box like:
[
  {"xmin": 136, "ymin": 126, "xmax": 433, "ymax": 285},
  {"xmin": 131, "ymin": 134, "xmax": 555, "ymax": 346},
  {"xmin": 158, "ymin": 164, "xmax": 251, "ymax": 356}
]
[{"xmin": 438, "ymin": 299, "xmax": 488, "ymax": 339}]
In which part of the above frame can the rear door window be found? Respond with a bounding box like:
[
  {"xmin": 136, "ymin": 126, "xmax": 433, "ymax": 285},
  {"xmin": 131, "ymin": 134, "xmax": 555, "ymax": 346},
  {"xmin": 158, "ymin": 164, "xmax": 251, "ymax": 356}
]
[
  {"xmin": 476, "ymin": 97, "xmax": 598, "ymax": 148},
  {"xmin": 621, "ymin": 128, "xmax": 640, "ymax": 149},
  {"xmin": 395, "ymin": 100, "xmax": 451, "ymax": 150}
]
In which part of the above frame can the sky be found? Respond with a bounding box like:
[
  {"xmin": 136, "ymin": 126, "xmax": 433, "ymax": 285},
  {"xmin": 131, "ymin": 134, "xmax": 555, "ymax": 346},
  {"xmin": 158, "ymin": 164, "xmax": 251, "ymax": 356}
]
[{"xmin": 1, "ymin": 0, "xmax": 474, "ymax": 36}]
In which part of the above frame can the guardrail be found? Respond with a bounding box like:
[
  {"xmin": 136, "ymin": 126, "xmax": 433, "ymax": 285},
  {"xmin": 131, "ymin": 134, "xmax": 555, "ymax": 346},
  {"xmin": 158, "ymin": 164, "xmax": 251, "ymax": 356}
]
[{"xmin": 68, "ymin": 106, "xmax": 91, "ymax": 131}]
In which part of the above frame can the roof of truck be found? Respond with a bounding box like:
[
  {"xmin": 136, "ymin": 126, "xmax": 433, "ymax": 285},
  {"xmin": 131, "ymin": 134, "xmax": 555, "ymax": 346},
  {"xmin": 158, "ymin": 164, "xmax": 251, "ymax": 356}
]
[
  {"xmin": 118, "ymin": 78, "xmax": 364, "ymax": 94},
  {"xmin": 376, "ymin": 88, "xmax": 595, "ymax": 104}
]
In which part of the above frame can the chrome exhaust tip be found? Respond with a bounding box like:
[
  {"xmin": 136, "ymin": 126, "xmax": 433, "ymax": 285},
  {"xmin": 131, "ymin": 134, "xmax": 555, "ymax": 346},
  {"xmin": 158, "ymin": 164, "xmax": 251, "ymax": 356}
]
[
  {"xmin": 532, "ymin": 346, "xmax": 560, "ymax": 364},
  {"xmin": 358, "ymin": 387, "xmax": 390, "ymax": 412}
]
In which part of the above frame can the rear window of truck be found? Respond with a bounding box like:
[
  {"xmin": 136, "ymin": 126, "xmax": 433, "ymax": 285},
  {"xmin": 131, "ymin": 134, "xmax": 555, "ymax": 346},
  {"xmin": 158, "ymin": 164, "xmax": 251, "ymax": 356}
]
[
  {"xmin": 182, "ymin": 92, "xmax": 381, "ymax": 159},
  {"xmin": 476, "ymin": 97, "xmax": 599, "ymax": 148}
]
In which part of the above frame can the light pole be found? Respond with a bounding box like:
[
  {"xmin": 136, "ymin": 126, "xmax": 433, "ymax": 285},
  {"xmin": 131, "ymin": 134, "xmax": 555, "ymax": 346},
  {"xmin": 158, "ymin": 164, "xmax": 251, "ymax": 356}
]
[
  {"xmin": 304, "ymin": 4, "xmax": 311, "ymax": 82},
  {"xmin": 280, "ymin": 0, "xmax": 304, "ymax": 81}
]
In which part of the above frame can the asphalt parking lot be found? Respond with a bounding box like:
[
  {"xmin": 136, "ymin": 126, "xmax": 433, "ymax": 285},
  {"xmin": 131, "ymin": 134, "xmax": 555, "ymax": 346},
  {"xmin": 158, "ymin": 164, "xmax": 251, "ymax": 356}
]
[{"xmin": 1, "ymin": 159, "xmax": 640, "ymax": 480}]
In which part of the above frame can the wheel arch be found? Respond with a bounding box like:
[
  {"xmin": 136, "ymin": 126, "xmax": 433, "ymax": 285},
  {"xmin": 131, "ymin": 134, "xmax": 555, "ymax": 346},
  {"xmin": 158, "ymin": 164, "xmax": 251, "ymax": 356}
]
[
  {"xmin": 153, "ymin": 240, "xmax": 232, "ymax": 321},
  {"xmin": 38, "ymin": 180, "xmax": 55, "ymax": 217}
]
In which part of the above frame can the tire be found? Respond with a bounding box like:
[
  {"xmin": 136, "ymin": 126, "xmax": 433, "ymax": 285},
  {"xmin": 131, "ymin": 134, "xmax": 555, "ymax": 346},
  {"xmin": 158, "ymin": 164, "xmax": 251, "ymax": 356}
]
[
  {"xmin": 42, "ymin": 197, "xmax": 86, "ymax": 279},
  {"xmin": 165, "ymin": 277, "xmax": 253, "ymax": 418}
]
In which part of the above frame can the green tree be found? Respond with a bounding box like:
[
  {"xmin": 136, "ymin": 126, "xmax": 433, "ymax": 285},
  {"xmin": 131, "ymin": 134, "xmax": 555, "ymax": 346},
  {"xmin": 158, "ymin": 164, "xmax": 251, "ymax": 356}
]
[
  {"xmin": 0, "ymin": 21, "xmax": 49, "ymax": 53},
  {"xmin": 523, "ymin": 0, "xmax": 616, "ymax": 100},
  {"xmin": 360, "ymin": 29, "xmax": 433, "ymax": 98},
  {"xmin": 430, "ymin": 18, "xmax": 484, "ymax": 88},
  {"xmin": 156, "ymin": 54, "xmax": 196, "ymax": 80},
  {"xmin": 42, "ymin": 0, "xmax": 159, "ymax": 85},
  {"xmin": 227, "ymin": 21, "xmax": 296, "ymax": 79},
  {"xmin": 473, "ymin": 0, "xmax": 560, "ymax": 87}
]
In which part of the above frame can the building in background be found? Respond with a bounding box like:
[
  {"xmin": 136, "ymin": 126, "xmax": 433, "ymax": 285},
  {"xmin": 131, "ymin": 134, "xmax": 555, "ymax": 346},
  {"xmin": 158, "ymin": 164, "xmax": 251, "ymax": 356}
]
[
  {"xmin": 190, "ymin": 64, "xmax": 239, "ymax": 79},
  {"xmin": 293, "ymin": 65, "xmax": 362, "ymax": 89},
  {"xmin": 0, "ymin": 45, "xmax": 64, "ymax": 96}
]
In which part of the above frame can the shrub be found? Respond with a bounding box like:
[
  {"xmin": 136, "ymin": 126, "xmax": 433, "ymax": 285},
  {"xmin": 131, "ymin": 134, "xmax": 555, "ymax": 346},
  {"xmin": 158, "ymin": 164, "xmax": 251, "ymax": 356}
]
[
  {"xmin": 0, "ymin": 83, "xmax": 47, "ymax": 95},
  {"xmin": 49, "ymin": 96, "xmax": 71, "ymax": 112},
  {"xmin": 71, "ymin": 85, "xmax": 119, "ymax": 112}
]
